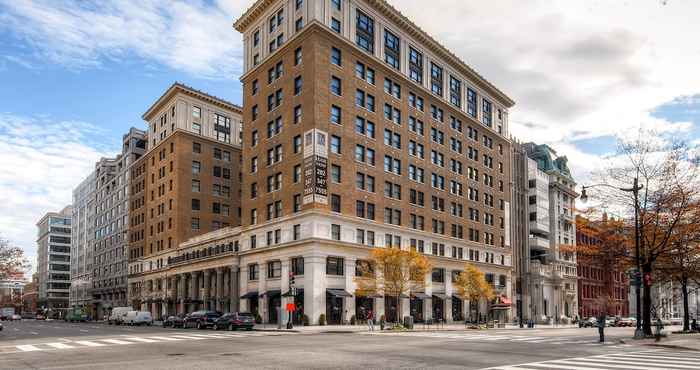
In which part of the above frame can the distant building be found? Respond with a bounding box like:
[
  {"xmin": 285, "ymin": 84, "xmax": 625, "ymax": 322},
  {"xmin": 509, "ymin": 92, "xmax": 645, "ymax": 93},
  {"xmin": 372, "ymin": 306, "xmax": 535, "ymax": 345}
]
[
  {"xmin": 575, "ymin": 215, "xmax": 629, "ymax": 318},
  {"xmin": 70, "ymin": 171, "xmax": 96, "ymax": 309},
  {"xmin": 512, "ymin": 142, "xmax": 578, "ymax": 324},
  {"xmin": 36, "ymin": 206, "xmax": 73, "ymax": 313},
  {"xmin": 0, "ymin": 271, "xmax": 28, "ymax": 312}
]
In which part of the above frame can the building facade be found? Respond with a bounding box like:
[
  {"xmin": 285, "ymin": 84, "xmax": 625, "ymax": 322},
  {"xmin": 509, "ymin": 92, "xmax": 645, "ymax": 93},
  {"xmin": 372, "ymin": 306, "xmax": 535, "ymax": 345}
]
[
  {"xmin": 512, "ymin": 142, "xmax": 578, "ymax": 324},
  {"xmin": 0, "ymin": 272, "xmax": 28, "ymax": 312},
  {"xmin": 575, "ymin": 215, "xmax": 629, "ymax": 319},
  {"xmin": 127, "ymin": 83, "xmax": 243, "ymax": 319},
  {"xmin": 70, "ymin": 171, "xmax": 96, "ymax": 309},
  {"xmin": 36, "ymin": 206, "xmax": 73, "ymax": 314},
  {"xmin": 91, "ymin": 128, "xmax": 147, "ymax": 318},
  {"xmin": 224, "ymin": 0, "xmax": 515, "ymax": 325}
]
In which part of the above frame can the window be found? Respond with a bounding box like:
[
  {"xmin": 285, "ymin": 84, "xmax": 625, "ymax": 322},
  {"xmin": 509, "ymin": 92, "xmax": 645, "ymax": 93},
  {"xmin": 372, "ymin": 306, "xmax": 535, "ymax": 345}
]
[
  {"xmin": 192, "ymin": 106, "xmax": 201, "ymax": 119},
  {"xmin": 293, "ymin": 135, "xmax": 302, "ymax": 153},
  {"xmin": 326, "ymin": 256, "xmax": 344, "ymax": 275},
  {"xmin": 331, "ymin": 47, "xmax": 342, "ymax": 66},
  {"xmin": 267, "ymin": 117, "xmax": 283, "ymax": 138},
  {"xmin": 384, "ymin": 207, "xmax": 401, "ymax": 225},
  {"xmin": 250, "ymin": 209, "xmax": 258, "ymax": 224},
  {"xmin": 331, "ymin": 224, "xmax": 341, "ymax": 240},
  {"xmin": 331, "ymin": 164, "xmax": 341, "ymax": 182},
  {"xmin": 355, "ymin": 10, "xmax": 374, "ymax": 53},
  {"xmin": 355, "ymin": 200, "xmax": 375, "ymax": 220},
  {"xmin": 250, "ymin": 157, "xmax": 258, "ymax": 173},
  {"xmin": 432, "ymin": 268, "xmax": 445, "ymax": 283},
  {"xmin": 409, "ymin": 189, "xmax": 425, "ymax": 206},
  {"xmin": 253, "ymin": 30, "xmax": 260, "ymax": 47},
  {"xmin": 331, "ymin": 18, "xmax": 341, "ymax": 33},
  {"xmin": 384, "ymin": 29, "xmax": 400, "ymax": 69},
  {"xmin": 331, "ymin": 0, "xmax": 341, "ymax": 11},
  {"xmin": 293, "ymin": 164, "xmax": 301, "ymax": 183},
  {"xmin": 430, "ymin": 62, "xmax": 443, "ymax": 96},
  {"xmin": 331, "ymin": 194, "xmax": 341, "ymax": 212},
  {"xmin": 356, "ymin": 172, "xmax": 375, "ymax": 192},
  {"xmin": 191, "ymin": 217, "xmax": 200, "ymax": 230},
  {"xmin": 384, "ymin": 103, "xmax": 401, "ymax": 125},
  {"xmin": 295, "ymin": 17, "xmax": 303, "ymax": 31},
  {"xmin": 383, "ymin": 155, "xmax": 401, "ymax": 174},
  {"xmin": 408, "ymin": 116, "xmax": 424, "ymax": 136},
  {"xmin": 430, "ymin": 104, "xmax": 444, "ymax": 122},
  {"xmin": 267, "ymin": 260, "xmax": 282, "ymax": 278},
  {"xmin": 249, "ymin": 264, "xmax": 259, "ymax": 281},
  {"xmin": 214, "ymin": 113, "xmax": 231, "ymax": 143},
  {"xmin": 296, "ymin": 0, "xmax": 303, "ymax": 10},
  {"xmin": 355, "ymin": 145, "xmax": 375, "ymax": 165},
  {"xmin": 330, "ymin": 76, "xmax": 342, "ymax": 95},
  {"xmin": 294, "ymin": 47, "xmax": 302, "ymax": 65},
  {"xmin": 293, "ymin": 194, "xmax": 301, "ymax": 212},
  {"xmin": 384, "ymin": 181, "xmax": 401, "ymax": 200},
  {"xmin": 192, "ymin": 161, "xmax": 201, "ymax": 175},
  {"xmin": 191, "ymin": 199, "xmax": 200, "ymax": 211},
  {"xmin": 467, "ymin": 88, "xmax": 477, "ymax": 118},
  {"xmin": 293, "ymin": 224, "xmax": 301, "ymax": 241},
  {"xmin": 355, "ymin": 62, "xmax": 375, "ymax": 84},
  {"xmin": 409, "ymin": 93, "xmax": 424, "ymax": 111},
  {"xmin": 294, "ymin": 76, "xmax": 303, "ymax": 95},
  {"xmin": 355, "ymin": 117, "xmax": 375, "ymax": 138},
  {"xmin": 192, "ymin": 142, "xmax": 201, "ymax": 153},
  {"xmin": 291, "ymin": 256, "xmax": 304, "ymax": 275},
  {"xmin": 449, "ymin": 76, "xmax": 462, "ymax": 108},
  {"xmin": 384, "ymin": 78, "xmax": 400, "ymax": 99},
  {"xmin": 482, "ymin": 99, "xmax": 492, "ymax": 127},
  {"xmin": 192, "ymin": 179, "xmax": 200, "ymax": 192},
  {"xmin": 409, "ymin": 47, "xmax": 423, "ymax": 83}
]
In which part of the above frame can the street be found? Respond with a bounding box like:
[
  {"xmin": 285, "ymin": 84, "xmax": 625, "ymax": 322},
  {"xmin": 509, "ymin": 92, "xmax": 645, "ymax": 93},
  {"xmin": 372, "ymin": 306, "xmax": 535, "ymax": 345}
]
[{"xmin": 1, "ymin": 320, "xmax": 698, "ymax": 369}]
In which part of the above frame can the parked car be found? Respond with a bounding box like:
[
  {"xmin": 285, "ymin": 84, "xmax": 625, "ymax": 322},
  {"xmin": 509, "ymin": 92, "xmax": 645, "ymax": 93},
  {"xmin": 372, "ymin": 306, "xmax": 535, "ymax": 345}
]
[
  {"xmin": 122, "ymin": 311, "xmax": 153, "ymax": 326},
  {"xmin": 213, "ymin": 312, "xmax": 255, "ymax": 331},
  {"xmin": 162, "ymin": 315, "xmax": 185, "ymax": 328},
  {"xmin": 10, "ymin": 314, "xmax": 22, "ymax": 321},
  {"xmin": 0, "ymin": 321, "xmax": 3, "ymax": 331},
  {"xmin": 21, "ymin": 313, "xmax": 36, "ymax": 320},
  {"xmin": 183, "ymin": 310, "xmax": 221, "ymax": 329},
  {"xmin": 616, "ymin": 317, "xmax": 636, "ymax": 327},
  {"xmin": 35, "ymin": 314, "xmax": 45, "ymax": 320},
  {"xmin": 108, "ymin": 307, "xmax": 133, "ymax": 325},
  {"xmin": 581, "ymin": 317, "xmax": 598, "ymax": 328}
]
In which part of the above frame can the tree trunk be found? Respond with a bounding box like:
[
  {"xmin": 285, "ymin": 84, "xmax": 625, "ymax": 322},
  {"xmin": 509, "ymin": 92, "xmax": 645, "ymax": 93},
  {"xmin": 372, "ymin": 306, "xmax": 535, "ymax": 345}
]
[
  {"xmin": 642, "ymin": 263, "xmax": 653, "ymax": 336},
  {"xmin": 682, "ymin": 275, "xmax": 690, "ymax": 332}
]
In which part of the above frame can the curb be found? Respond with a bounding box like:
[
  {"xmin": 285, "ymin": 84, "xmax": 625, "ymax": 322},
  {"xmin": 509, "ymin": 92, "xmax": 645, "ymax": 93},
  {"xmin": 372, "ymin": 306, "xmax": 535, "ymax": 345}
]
[{"xmin": 645, "ymin": 343, "xmax": 700, "ymax": 352}]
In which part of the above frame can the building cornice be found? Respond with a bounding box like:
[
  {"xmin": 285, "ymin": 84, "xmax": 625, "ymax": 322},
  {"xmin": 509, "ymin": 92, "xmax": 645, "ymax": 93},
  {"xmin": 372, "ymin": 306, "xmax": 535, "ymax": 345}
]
[
  {"xmin": 234, "ymin": 0, "xmax": 514, "ymax": 107},
  {"xmin": 142, "ymin": 82, "xmax": 242, "ymax": 121}
]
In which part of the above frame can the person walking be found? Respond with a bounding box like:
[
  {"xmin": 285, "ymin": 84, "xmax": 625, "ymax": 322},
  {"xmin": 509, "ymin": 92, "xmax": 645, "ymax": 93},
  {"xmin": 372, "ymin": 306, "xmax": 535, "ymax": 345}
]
[
  {"xmin": 367, "ymin": 309, "xmax": 374, "ymax": 331},
  {"xmin": 597, "ymin": 314, "xmax": 606, "ymax": 343},
  {"xmin": 655, "ymin": 317, "xmax": 664, "ymax": 342}
]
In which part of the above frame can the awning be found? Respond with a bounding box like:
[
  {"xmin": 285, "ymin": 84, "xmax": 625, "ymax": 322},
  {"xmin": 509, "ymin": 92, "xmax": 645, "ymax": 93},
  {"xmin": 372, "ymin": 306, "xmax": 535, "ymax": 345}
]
[
  {"xmin": 500, "ymin": 295, "xmax": 512, "ymax": 305},
  {"xmin": 411, "ymin": 292, "xmax": 430, "ymax": 299},
  {"xmin": 240, "ymin": 291, "xmax": 258, "ymax": 299},
  {"xmin": 327, "ymin": 289, "xmax": 353, "ymax": 298},
  {"xmin": 432, "ymin": 293, "xmax": 448, "ymax": 300},
  {"xmin": 262, "ymin": 289, "xmax": 281, "ymax": 297}
]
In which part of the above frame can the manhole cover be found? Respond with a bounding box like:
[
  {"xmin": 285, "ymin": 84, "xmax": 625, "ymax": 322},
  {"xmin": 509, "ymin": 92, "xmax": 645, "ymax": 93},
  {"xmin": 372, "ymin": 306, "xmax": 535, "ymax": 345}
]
[
  {"xmin": 167, "ymin": 353, "xmax": 184, "ymax": 356},
  {"xmin": 220, "ymin": 353, "xmax": 241, "ymax": 357}
]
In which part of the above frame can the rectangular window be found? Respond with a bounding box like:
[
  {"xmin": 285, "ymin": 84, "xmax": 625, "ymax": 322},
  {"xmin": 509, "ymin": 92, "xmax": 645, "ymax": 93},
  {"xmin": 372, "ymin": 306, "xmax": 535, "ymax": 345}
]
[
  {"xmin": 331, "ymin": 47, "xmax": 342, "ymax": 66},
  {"xmin": 267, "ymin": 261, "xmax": 282, "ymax": 278},
  {"xmin": 331, "ymin": 194, "xmax": 341, "ymax": 212},
  {"xmin": 355, "ymin": 10, "xmax": 374, "ymax": 53},
  {"xmin": 482, "ymin": 99, "xmax": 492, "ymax": 127},
  {"xmin": 467, "ymin": 88, "xmax": 477, "ymax": 118},
  {"xmin": 449, "ymin": 76, "xmax": 462, "ymax": 108},
  {"xmin": 291, "ymin": 256, "xmax": 304, "ymax": 274},
  {"xmin": 294, "ymin": 76, "xmax": 303, "ymax": 95},
  {"xmin": 409, "ymin": 47, "xmax": 423, "ymax": 83},
  {"xmin": 331, "ymin": 224, "xmax": 341, "ymax": 241},
  {"xmin": 330, "ymin": 76, "xmax": 342, "ymax": 95},
  {"xmin": 295, "ymin": 47, "xmax": 302, "ymax": 65},
  {"xmin": 430, "ymin": 62, "xmax": 443, "ymax": 96},
  {"xmin": 249, "ymin": 264, "xmax": 259, "ymax": 281},
  {"xmin": 331, "ymin": 18, "xmax": 341, "ymax": 33},
  {"xmin": 330, "ymin": 105, "xmax": 341, "ymax": 125},
  {"xmin": 326, "ymin": 256, "xmax": 344, "ymax": 275},
  {"xmin": 384, "ymin": 29, "xmax": 400, "ymax": 69}
]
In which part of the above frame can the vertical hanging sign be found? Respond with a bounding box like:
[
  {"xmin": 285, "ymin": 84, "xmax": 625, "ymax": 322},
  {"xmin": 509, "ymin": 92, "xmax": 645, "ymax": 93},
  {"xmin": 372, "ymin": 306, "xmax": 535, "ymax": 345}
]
[{"xmin": 302, "ymin": 129, "xmax": 328, "ymax": 205}]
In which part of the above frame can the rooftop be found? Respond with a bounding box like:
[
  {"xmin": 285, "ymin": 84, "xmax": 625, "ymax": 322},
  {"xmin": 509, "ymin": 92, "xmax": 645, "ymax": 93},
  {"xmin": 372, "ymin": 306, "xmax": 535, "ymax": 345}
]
[{"xmin": 142, "ymin": 82, "xmax": 242, "ymax": 121}]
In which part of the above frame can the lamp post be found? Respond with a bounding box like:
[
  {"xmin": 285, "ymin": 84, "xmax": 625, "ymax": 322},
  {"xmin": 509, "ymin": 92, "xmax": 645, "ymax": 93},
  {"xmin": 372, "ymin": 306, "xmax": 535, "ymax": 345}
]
[{"xmin": 580, "ymin": 177, "xmax": 645, "ymax": 339}]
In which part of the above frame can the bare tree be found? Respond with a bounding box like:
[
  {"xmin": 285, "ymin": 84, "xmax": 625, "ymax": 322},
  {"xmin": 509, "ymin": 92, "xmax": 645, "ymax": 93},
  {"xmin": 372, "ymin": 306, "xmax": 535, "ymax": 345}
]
[{"xmin": 0, "ymin": 236, "xmax": 28, "ymax": 280}]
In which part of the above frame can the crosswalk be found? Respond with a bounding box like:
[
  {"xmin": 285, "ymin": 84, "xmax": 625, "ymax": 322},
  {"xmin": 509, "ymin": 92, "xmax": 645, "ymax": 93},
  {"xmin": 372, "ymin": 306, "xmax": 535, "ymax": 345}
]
[
  {"xmin": 483, "ymin": 349, "xmax": 700, "ymax": 369},
  {"xmin": 361, "ymin": 331, "xmax": 635, "ymax": 348},
  {"xmin": 1, "ymin": 331, "xmax": 298, "ymax": 354}
]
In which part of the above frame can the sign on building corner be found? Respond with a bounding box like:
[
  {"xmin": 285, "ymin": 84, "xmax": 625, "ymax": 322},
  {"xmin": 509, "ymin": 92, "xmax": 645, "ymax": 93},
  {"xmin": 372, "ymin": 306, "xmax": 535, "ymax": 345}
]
[{"xmin": 303, "ymin": 129, "xmax": 328, "ymax": 205}]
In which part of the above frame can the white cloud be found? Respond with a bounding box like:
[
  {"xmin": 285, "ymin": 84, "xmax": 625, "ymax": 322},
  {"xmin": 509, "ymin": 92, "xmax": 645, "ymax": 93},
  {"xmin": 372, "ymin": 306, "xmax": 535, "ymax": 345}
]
[
  {"xmin": 388, "ymin": 0, "xmax": 700, "ymax": 180},
  {"xmin": 0, "ymin": 113, "xmax": 118, "ymax": 272},
  {"xmin": 0, "ymin": 0, "xmax": 248, "ymax": 79}
]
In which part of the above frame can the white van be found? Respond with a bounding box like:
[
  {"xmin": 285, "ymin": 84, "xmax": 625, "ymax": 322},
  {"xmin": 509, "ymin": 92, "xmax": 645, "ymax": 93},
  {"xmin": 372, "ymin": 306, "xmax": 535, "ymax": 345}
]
[
  {"xmin": 123, "ymin": 311, "xmax": 153, "ymax": 326},
  {"xmin": 108, "ymin": 307, "xmax": 133, "ymax": 325}
]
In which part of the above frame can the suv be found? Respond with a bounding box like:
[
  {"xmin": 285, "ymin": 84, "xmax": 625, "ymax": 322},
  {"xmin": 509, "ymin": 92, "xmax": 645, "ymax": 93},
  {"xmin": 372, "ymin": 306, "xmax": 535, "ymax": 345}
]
[
  {"xmin": 213, "ymin": 312, "xmax": 255, "ymax": 331},
  {"xmin": 162, "ymin": 315, "xmax": 185, "ymax": 328},
  {"xmin": 183, "ymin": 311, "xmax": 221, "ymax": 329}
]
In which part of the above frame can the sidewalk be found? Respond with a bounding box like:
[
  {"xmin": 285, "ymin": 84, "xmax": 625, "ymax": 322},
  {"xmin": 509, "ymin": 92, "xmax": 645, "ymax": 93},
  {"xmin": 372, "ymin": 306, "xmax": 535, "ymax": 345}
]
[
  {"xmin": 253, "ymin": 322, "xmax": 578, "ymax": 333},
  {"xmin": 636, "ymin": 332, "xmax": 700, "ymax": 352}
]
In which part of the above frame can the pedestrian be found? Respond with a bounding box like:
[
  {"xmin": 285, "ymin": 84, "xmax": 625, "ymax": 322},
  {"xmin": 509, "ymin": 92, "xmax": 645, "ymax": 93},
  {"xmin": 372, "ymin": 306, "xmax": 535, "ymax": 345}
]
[
  {"xmin": 597, "ymin": 314, "xmax": 606, "ymax": 343},
  {"xmin": 655, "ymin": 317, "xmax": 664, "ymax": 342},
  {"xmin": 367, "ymin": 309, "xmax": 374, "ymax": 331},
  {"xmin": 691, "ymin": 318, "xmax": 698, "ymax": 332}
]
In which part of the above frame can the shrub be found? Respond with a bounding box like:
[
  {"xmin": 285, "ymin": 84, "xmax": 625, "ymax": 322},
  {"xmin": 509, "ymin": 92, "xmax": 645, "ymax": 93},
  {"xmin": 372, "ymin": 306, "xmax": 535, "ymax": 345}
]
[
  {"xmin": 350, "ymin": 315, "xmax": 357, "ymax": 325},
  {"xmin": 319, "ymin": 314, "xmax": 326, "ymax": 326}
]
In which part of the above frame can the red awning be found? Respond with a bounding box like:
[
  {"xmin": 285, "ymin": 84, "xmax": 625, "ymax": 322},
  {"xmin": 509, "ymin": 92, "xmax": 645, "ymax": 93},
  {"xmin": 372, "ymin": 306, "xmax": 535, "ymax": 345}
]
[{"xmin": 500, "ymin": 295, "xmax": 512, "ymax": 305}]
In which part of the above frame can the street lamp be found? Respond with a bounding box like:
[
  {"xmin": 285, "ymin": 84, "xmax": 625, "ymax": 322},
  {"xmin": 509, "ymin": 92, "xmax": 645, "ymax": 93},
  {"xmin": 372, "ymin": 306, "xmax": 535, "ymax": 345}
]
[{"xmin": 580, "ymin": 177, "xmax": 645, "ymax": 339}]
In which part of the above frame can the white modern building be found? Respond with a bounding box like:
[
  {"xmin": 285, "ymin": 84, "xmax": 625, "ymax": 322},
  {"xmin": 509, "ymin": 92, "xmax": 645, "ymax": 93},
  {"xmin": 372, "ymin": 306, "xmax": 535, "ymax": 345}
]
[
  {"xmin": 36, "ymin": 206, "xmax": 73, "ymax": 312},
  {"xmin": 70, "ymin": 172, "xmax": 96, "ymax": 308}
]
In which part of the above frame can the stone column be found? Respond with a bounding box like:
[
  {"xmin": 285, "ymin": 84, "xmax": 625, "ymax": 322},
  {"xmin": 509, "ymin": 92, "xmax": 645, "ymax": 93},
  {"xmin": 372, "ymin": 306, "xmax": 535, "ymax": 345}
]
[
  {"xmin": 216, "ymin": 268, "xmax": 224, "ymax": 312},
  {"xmin": 424, "ymin": 270, "xmax": 433, "ymax": 320},
  {"xmin": 258, "ymin": 264, "xmax": 267, "ymax": 324},
  {"xmin": 445, "ymin": 270, "xmax": 454, "ymax": 322},
  {"xmin": 344, "ymin": 257, "xmax": 356, "ymax": 324},
  {"xmin": 190, "ymin": 271, "xmax": 199, "ymax": 312},
  {"xmin": 202, "ymin": 270, "xmax": 211, "ymax": 311},
  {"xmin": 146, "ymin": 280, "xmax": 154, "ymax": 313},
  {"xmin": 169, "ymin": 276, "xmax": 177, "ymax": 316},
  {"xmin": 303, "ymin": 255, "xmax": 326, "ymax": 325},
  {"xmin": 177, "ymin": 274, "xmax": 185, "ymax": 315},
  {"xmin": 230, "ymin": 266, "xmax": 240, "ymax": 312}
]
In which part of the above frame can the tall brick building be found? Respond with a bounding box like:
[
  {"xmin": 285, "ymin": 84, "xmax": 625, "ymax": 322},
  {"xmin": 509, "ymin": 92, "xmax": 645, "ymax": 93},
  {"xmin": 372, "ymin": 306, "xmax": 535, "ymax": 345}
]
[{"xmin": 127, "ymin": 83, "xmax": 243, "ymax": 319}]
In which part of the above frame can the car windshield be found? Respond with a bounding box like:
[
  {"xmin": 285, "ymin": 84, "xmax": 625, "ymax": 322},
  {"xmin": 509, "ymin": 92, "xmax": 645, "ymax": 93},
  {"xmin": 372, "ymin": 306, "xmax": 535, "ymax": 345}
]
[{"xmin": 238, "ymin": 313, "xmax": 254, "ymax": 318}]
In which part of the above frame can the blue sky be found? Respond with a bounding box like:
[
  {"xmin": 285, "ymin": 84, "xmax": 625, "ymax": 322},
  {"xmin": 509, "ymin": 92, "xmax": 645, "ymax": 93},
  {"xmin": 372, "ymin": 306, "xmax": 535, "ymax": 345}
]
[{"xmin": 1, "ymin": 0, "xmax": 699, "ymax": 274}]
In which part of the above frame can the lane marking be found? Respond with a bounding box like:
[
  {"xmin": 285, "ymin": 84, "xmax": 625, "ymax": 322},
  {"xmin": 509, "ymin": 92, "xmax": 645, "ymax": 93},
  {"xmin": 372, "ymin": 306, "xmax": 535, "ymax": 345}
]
[
  {"xmin": 46, "ymin": 343, "xmax": 75, "ymax": 349},
  {"xmin": 122, "ymin": 337, "xmax": 158, "ymax": 343},
  {"xmin": 100, "ymin": 339, "xmax": 132, "ymax": 345},
  {"xmin": 16, "ymin": 345, "xmax": 41, "ymax": 352},
  {"xmin": 74, "ymin": 341, "xmax": 106, "ymax": 347},
  {"xmin": 170, "ymin": 335, "xmax": 206, "ymax": 340},
  {"xmin": 147, "ymin": 336, "xmax": 182, "ymax": 341}
]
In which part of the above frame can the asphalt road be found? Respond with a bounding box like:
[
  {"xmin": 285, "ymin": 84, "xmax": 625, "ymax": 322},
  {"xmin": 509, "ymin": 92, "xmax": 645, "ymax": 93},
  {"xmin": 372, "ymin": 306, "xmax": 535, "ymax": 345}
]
[{"xmin": 0, "ymin": 320, "xmax": 695, "ymax": 369}]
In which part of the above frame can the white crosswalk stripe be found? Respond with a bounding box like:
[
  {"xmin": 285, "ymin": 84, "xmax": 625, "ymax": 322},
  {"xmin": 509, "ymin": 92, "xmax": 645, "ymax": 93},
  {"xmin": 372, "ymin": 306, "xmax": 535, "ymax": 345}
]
[
  {"xmin": 482, "ymin": 349, "xmax": 700, "ymax": 370},
  {"xmin": 10, "ymin": 330, "xmax": 299, "ymax": 353}
]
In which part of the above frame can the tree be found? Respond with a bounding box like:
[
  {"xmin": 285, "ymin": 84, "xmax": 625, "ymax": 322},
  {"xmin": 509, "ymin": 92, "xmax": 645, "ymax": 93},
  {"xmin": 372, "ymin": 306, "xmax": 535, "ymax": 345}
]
[
  {"xmin": 453, "ymin": 263, "xmax": 495, "ymax": 323},
  {"xmin": 593, "ymin": 131, "xmax": 699, "ymax": 335},
  {"xmin": 354, "ymin": 248, "xmax": 431, "ymax": 323},
  {"xmin": 0, "ymin": 236, "xmax": 28, "ymax": 281}
]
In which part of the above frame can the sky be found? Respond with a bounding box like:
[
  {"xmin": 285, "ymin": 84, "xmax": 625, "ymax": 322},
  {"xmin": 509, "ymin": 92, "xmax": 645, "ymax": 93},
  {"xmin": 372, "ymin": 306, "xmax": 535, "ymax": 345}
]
[{"xmin": 1, "ymin": 0, "xmax": 699, "ymax": 275}]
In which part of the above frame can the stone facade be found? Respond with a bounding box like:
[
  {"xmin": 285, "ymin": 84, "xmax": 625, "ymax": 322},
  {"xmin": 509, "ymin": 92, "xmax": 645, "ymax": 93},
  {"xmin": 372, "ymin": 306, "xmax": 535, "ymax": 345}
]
[{"xmin": 70, "ymin": 172, "xmax": 96, "ymax": 308}]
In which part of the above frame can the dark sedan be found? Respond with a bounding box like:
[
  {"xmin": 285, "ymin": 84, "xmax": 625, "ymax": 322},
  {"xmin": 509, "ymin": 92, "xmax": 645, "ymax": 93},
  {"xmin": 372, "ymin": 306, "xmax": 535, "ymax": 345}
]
[
  {"xmin": 183, "ymin": 310, "xmax": 221, "ymax": 329},
  {"xmin": 162, "ymin": 315, "xmax": 185, "ymax": 328},
  {"xmin": 213, "ymin": 312, "xmax": 255, "ymax": 331}
]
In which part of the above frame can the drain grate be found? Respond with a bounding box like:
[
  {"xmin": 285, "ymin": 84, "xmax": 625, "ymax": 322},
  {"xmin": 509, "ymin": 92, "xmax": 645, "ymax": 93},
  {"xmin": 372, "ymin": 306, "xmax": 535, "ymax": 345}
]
[{"xmin": 167, "ymin": 353, "xmax": 185, "ymax": 356}]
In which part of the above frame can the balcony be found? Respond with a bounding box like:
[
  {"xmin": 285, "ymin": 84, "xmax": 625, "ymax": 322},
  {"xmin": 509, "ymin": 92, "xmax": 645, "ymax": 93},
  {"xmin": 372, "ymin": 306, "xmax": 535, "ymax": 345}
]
[{"xmin": 529, "ymin": 235, "xmax": 550, "ymax": 251}]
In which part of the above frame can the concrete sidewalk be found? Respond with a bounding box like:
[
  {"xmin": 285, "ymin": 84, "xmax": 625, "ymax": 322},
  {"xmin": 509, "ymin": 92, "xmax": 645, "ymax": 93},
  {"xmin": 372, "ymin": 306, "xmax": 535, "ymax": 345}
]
[
  {"xmin": 253, "ymin": 322, "xmax": 578, "ymax": 333},
  {"xmin": 638, "ymin": 332, "xmax": 700, "ymax": 351}
]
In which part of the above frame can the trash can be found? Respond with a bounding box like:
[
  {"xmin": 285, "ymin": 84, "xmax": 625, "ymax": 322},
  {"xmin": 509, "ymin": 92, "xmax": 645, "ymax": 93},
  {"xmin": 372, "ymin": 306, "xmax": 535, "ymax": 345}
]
[{"xmin": 403, "ymin": 316, "xmax": 414, "ymax": 329}]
